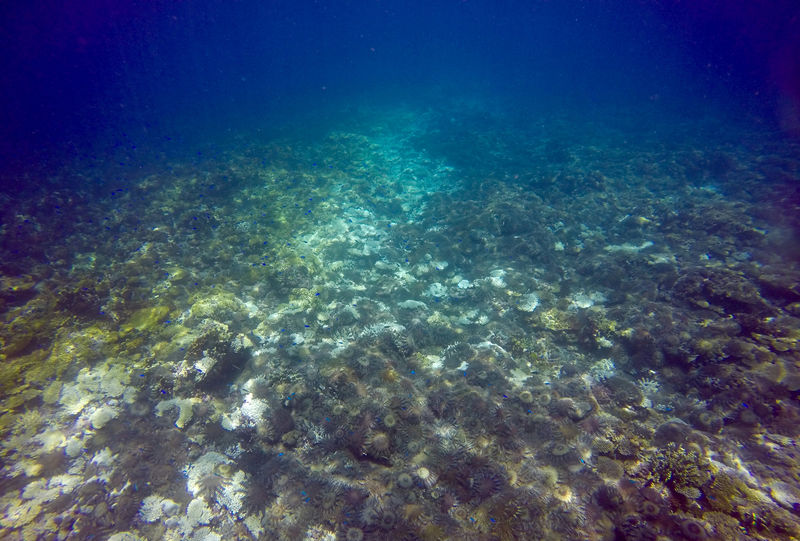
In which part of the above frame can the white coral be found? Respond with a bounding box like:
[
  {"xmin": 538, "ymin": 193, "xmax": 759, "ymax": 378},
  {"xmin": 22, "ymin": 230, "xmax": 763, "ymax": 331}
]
[
  {"xmin": 185, "ymin": 452, "xmax": 232, "ymax": 497},
  {"xmin": 240, "ymin": 394, "xmax": 269, "ymax": 426},
  {"xmin": 217, "ymin": 470, "xmax": 247, "ymax": 516},
  {"xmin": 139, "ymin": 495, "xmax": 166, "ymax": 523},
  {"xmin": 186, "ymin": 498, "xmax": 212, "ymax": 526},
  {"xmin": 155, "ymin": 397, "xmax": 200, "ymax": 428},
  {"xmin": 588, "ymin": 359, "xmax": 616, "ymax": 381},
  {"xmin": 517, "ymin": 292, "xmax": 540, "ymax": 312}
]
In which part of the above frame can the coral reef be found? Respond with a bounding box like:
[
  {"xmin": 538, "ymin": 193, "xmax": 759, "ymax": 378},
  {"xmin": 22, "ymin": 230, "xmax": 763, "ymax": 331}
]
[{"xmin": 2, "ymin": 105, "xmax": 799, "ymax": 540}]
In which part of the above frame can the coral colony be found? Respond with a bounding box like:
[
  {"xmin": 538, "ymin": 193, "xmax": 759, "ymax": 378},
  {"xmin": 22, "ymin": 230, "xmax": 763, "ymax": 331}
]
[{"xmin": 2, "ymin": 108, "xmax": 800, "ymax": 540}]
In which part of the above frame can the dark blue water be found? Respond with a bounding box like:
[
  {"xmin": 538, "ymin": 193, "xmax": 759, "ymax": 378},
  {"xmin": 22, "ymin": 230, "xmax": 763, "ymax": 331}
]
[
  {"xmin": 2, "ymin": 1, "xmax": 798, "ymax": 173},
  {"xmin": 2, "ymin": 3, "xmax": 800, "ymax": 540}
]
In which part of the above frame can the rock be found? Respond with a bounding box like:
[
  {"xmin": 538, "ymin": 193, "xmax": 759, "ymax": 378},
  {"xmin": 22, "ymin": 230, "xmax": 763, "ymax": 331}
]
[
  {"xmin": 653, "ymin": 419, "xmax": 692, "ymax": 446},
  {"xmin": 180, "ymin": 321, "xmax": 249, "ymax": 390}
]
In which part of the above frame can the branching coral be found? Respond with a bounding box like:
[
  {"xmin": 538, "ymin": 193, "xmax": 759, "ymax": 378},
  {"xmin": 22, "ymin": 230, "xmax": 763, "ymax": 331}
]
[{"xmin": 645, "ymin": 443, "xmax": 711, "ymax": 502}]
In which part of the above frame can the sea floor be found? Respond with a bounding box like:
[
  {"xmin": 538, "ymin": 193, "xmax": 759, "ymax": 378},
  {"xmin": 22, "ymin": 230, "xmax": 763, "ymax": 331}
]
[{"xmin": 1, "ymin": 104, "xmax": 800, "ymax": 540}]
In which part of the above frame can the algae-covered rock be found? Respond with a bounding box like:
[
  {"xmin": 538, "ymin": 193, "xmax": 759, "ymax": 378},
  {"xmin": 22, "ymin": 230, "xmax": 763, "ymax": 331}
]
[
  {"xmin": 756, "ymin": 268, "xmax": 800, "ymax": 304},
  {"xmin": 673, "ymin": 267, "xmax": 774, "ymax": 316},
  {"xmin": 55, "ymin": 278, "xmax": 109, "ymax": 319},
  {"xmin": 185, "ymin": 291, "xmax": 251, "ymax": 326},
  {"xmin": 532, "ymin": 307, "xmax": 576, "ymax": 332},
  {"xmin": 121, "ymin": 305, "xmax": 171, "ymax": 333},
  {"xmin": 0, "ymin": 324, "xmax": 121, "ymax": 407},
  {"xmin": 0, "ymin": 274, "xmax": 37, "ymax": 311},
  {"xmin": 769, "ymin": 480, "xmax": 800, "ymax": 511},
  {"xmin": 43, "ymin": 325, "xmax": 117, "ymax": 373},
  {"xmin": 647, "ymin": 442, "xmax": 711, "ymax": 501},
  {"xmin": 0, "ymin": 318, "xmax": 35, "ymax": 357},
  {"xmin": 42, "ymin": 380, "xmax": 62, "ymax": 405},
  {"xmin": 0, "ymin": 293, "xmax": 59, "ymax": 360},
  {"xmin": 178, "ymin": 321, "xmax": 250, "ymax": 391},
  {"xmin": 604, "ymin": 376, "xmax": 644, "ymax": 408}
]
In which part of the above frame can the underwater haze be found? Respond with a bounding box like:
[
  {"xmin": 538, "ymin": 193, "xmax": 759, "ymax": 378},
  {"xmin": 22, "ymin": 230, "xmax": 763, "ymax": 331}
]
[{"xmin": 1, "ymin": 1, "xmax": 800, "ymax": 540}]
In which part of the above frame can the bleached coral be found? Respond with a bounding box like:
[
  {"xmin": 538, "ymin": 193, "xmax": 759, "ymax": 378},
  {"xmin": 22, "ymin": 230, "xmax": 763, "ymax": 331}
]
[
  {"xmin": 107, "ymin": 533, "xmax": 146, "ymax": 541},
  {"xmin": 139, "ymin": 495, "xmax": 180, "ymax": 523},
  {"xmin": 239, "ymin": 394, "xmax": 269, "ymax": 426},
  {"xmin": 242, "ymin": 376, "xmax": 269, "ymax": 394},
  {"xmin": 517, "ymin": 292, "xmax": 540, "ymax": 312},
  {"xmin": 185, "ymin": 452, "xmax": 232, "ymax": 497},
  {"xmin": 177, "ymin": 498, "xmax": 214, "ymax": 536},
  {"xmin": 604, "ymin": 240, "xmax": 654, "ymax": 253},
  {"xmin": 568, "ymin": 290, "xmax": 607, "ymax": 310},
  {"xmin": 12, "ymin": 409, "xmax": 45, "ymax": 436},
  {"xmin": 217, "ymin": 470, "xmax": 247, "ymax": 516},
  {"xmin": 303, "ymin": 526, "xmax": 336, "ymax": 541},
  {"xmin": 90, "ymin": 447, "xmax": 115, "ymax": 468},
  {"xmin": 187, "ymin": 498, "xmax": 213, "ymax": 525},
  {"xmin": 99, "ymin": 373, "xmax": 126, "ymax": 398},
  {"xmin": 243, "ymin": 513, "xmax": 265, "ymax": 538},
  {"xmin": 89, "ymin": 405, "xmax": 118, "ymax": 429},
  {"xmin": 425, "ymin": 282, "xmax": 448, "ymax": 298},
  {"xmin": 64, "ymin": 436, "xmax": 85, "ymax": 457},
  {"xmin": 156, "ymin": 397, "xmax": 200, "ymax": 428},
  {"xmin": 488, "ymin": 269, "xmax": 507, "ymax": 288},
  {"xmin": 589, "ymin": 358, "xmax": 616, "ymax": 381},
  {"xmin": 21, "ymin": 479, "xmax": 55, "ymax": 502},
  {"xmin": 188, "ymin": 498, "xmax": 212, "ymax": 523},
  {"xmin": 139, "ymin": 495, "xmax": 166, "ymax": 523},
  {"xmin": 33, "ymin": 429, "xmax": 66, "ymax": 453},
  {"xmin": 45, "ymin": 474, "xmax": 81, "ymax": 497},
  {"xmin": 2, "ymin": 499, "xmax": 41, "ymax": 529},
  {"xmin": 191, "ymin": 528, "xmax": 222, "ymax": 541},
  {"xmin": 59, "ymin": 383, "xmax": 92, "ymax": 415}
]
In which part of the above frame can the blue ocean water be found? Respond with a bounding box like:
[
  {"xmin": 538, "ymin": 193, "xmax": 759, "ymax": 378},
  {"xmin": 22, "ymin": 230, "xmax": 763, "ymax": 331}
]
[
  {"xmin": 3, "ymin": 0, "xmax": 797, "ymax": 172},
  {"xmin": 1, "ymin": 2, "xmax": 799, "ymax": 539}
]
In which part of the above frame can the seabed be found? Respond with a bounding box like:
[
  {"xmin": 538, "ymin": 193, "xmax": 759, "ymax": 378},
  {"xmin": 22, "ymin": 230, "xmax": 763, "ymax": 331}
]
[{"xmin": 1, "ymin": 106, "xmax": 799, "ymax": 540}]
